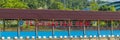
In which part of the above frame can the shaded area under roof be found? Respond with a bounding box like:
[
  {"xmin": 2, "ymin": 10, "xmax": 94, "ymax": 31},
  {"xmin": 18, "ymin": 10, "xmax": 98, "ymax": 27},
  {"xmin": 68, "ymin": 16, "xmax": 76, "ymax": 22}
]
[{"xmin": 0, "ymin": 9, "xmax": 120, "ymax": 20}]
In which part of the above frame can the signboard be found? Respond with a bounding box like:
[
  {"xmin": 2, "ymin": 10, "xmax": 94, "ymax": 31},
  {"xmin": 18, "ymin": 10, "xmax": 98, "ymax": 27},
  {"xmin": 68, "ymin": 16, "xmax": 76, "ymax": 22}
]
[{"xmin": 18, "ymin": 20, "xmax": 24, "ymax": 26}]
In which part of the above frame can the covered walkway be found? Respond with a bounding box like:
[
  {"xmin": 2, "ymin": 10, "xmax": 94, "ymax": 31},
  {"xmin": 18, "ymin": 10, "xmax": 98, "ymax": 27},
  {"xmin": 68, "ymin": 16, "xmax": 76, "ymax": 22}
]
[{"xmin": 0, "ymin": 9, "xmax": 120, "ymax": 39}]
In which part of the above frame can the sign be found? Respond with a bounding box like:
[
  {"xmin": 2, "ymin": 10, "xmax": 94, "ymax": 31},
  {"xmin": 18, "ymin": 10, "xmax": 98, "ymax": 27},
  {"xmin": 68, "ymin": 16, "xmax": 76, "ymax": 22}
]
[{"xmin": 18, "ymin": 20, "xmax": 24, "ymax": 26}]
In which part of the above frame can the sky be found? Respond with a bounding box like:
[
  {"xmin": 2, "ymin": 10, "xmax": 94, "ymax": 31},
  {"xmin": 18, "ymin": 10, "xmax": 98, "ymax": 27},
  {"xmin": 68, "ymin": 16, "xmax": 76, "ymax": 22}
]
[{"xmin": 101, "ymin": 0, "xmax": 120, "ymax": 2}]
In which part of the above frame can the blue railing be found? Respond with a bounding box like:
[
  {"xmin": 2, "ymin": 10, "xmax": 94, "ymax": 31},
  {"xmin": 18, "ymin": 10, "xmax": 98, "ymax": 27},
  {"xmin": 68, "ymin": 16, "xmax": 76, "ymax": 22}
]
[{"xmin": 0, "ymin": 30, "xmax": 120, "ymax": 38}]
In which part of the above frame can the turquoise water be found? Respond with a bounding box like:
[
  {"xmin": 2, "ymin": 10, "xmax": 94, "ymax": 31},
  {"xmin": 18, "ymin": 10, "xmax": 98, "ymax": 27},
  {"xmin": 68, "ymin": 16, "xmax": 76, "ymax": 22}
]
[{"xmin": 0, "ymin": 30, "xmax": 120, "ymax": 38}]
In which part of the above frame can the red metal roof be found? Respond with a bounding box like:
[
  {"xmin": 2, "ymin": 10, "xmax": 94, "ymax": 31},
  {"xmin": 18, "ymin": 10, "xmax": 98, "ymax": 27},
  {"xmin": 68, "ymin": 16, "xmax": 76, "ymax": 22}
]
[{"xmin": 0, "ymin": 9, "xmax": 120, "ymax": 20}]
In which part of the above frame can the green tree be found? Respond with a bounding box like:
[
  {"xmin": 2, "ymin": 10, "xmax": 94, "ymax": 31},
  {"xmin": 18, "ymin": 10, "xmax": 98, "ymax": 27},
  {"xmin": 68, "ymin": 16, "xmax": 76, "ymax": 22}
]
[
  {"xmin": 37, "ymin": 0, "xmax": 46, "ymax": 9},
  {"xmin": 89, "ymin": 0, "xmax": 116, "ymax": 11},
  {"xmin": 99, "ymin": 5, "xmax": 110, "ymax": 11},
  {"xmin": 22, "ymin": 0, "xmax": 39, "ymax": 9},
  {"xmin": 0, "ymin": 0, "xmax": 5, "ymax": 7},
  {"xmin": 100, "ymin": 21, "xmax": 106, "ymax": 27},
  {"xmin": 61, "ymin": 0, "xmax": 88, "ymax": 10},
  {"xmin": 46, "ymin": 0, "xmax": 55, "ymax": 8},
  {"xmin": 110, "ymin": 6, "xmax": 116, "ymax": 12},
  {"xmin": 48, "ymin": 2, "xmax": 64, "ymax": 10},
  {"xmin": 1, "ymin": 0, "xmax": 28, "ymax": 9},
  {"xmin": 99, "ymin": 5, "xmax": 116, "ymax": 11},
  {"xmin": 89, "ymin": 0, "xmax": 99, "ymax": 11}
]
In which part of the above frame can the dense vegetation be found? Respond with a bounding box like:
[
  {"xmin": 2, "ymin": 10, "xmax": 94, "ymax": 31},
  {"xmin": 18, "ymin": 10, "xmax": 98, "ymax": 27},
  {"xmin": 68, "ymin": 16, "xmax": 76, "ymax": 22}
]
[{"xmin": 0, "ymin": 0, "xmax": 116, "ymax": 11}]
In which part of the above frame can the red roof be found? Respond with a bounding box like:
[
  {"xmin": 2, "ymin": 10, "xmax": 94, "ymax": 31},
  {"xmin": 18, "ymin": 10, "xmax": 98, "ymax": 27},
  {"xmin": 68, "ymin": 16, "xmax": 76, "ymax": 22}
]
[{"xmin": 0, "ymin": 9, "xmax": 120, "ymax": 20}]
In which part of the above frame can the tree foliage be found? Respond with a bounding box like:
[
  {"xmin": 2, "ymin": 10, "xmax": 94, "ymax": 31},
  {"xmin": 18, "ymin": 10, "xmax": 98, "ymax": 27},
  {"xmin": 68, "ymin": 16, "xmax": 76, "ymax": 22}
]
[
  {"xmin": 98, "ymin": 5, "xmax": 116, "ymax": 11},
  {"xmin": 48, "ymin": 2, "xmax": 64, "ymax": 10},
  {"xmin": 110, "ymin": 5, "xmax": 116, "ymax": 12},
  {"xmin": 0, "ymin": 0, "xmax": 28, "ymax": 9},
  {"xmin": 89, "ymin": 0, "xmax": 116, "ymax": 11},
  {"xmin": 89, "ymin": 0, "xmax": 99, "ymax": 11},
  {"xmin": 23, "ymin": 0, "xmax": 39, "ymax": 9},
  {"xmin": 0, "ymin": 0, "xmax": 117, "ymax": 11}
]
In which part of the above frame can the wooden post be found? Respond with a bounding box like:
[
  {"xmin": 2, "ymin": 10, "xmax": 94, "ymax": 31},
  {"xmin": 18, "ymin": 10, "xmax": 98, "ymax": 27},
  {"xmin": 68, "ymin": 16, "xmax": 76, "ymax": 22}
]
[
  {"xmin": 97, "ymin": 19, "xmax": 100, "ymax": 40},
  {"xmin": 83, "ymin": 20, "xmax": 87, "ymax": 40},
  {"xmin": 35, "ymin": 19, "xmax": 38, "ymax": 39},
  {"xmin": 83, "ymin": 20, "xmax": 86, "ymax": 36},
  {"xmin": 52, "ymin": 19, "xmax": 55, "ymax": 38},
  {"xmin": 3, "ymin": 19, "xmax": 5, "ymax": 31},
  {"xmin": 111, "ymin": 20, "xmax": 113, "ymax": 35},
  {"xmin": 0, "ymin": 19, "xmax": 2, "ymax": 38},
  {"xmin": 17, "ymin": 19, "xmax": 20, "ymax": 38},
  {"xmin": 68, "ymin": 19, "xmax": 71, "ymax": 39}
]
